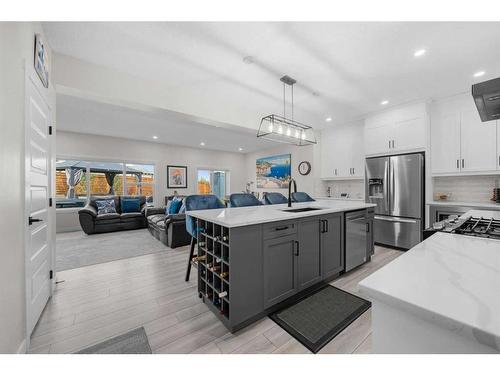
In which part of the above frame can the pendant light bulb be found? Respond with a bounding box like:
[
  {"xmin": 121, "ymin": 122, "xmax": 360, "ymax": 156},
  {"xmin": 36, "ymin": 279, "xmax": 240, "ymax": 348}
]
[
  {"xmin": 301, "ymin": 131, "xmax": 306, "ymax": 140},
  {"xmin": 278, "ymin": 125, "xmax": 283, "ymax": 134},
  {"xmin": 268, "ymin": 123, "xmax": 273, "ymax": 132},
  {"xmin": 295, "ymin": 129, "xmax": 300, "ymax": 138},
  {"xmin": 286, "ymin": 126, "xmax": 291, "ymax": 137}
]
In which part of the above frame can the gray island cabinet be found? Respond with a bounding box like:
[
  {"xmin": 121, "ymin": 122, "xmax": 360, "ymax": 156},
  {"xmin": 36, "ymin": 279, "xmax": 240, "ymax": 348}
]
[{"xmin": 187, "ymin": 200, "xmax": 375, "ymax": 332}]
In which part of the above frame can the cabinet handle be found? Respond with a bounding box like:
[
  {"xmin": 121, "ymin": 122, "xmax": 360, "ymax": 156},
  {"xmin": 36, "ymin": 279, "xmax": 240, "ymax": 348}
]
[
  {"xmin": 389, "ymin": 140, "xmax": 391, "ymax": 149},
  {"xmin": 456, "ymin": 159, "xmax": 459, "ymax": 169},
  {"xmin": 498, "ymin": 156, "xmax": 500, "ymax": 166},
  {"xmin": 321, "ymin": 220, "xmax": 326, "ymax": 233},
  {"xmin": 366, "ymin": 222, "xmax": 370, "ymax": 233},
  {"xmin": 325, "ymin": 219, "xmax": 329, "ymax": 232},
  {"xmin": 392, "ymin": 140, "xmax": 395, "ymax": 148},
  {"xmin": 294, "ymin": 241, "xmax": 300, "ymax": 256},
  {"xmin": 462, "ymin": 159, "xmax": 465, "ymax": 169},
  {"xmin": 275, "ymin": 226, "xmax": 289, "ymax": 231},
  {"xmin": 352, "ymin": 167, "xmax": 355, "ymax": 175}
]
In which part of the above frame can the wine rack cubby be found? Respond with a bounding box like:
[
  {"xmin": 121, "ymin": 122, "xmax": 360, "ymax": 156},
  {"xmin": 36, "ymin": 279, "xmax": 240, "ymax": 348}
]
[{"xmin": 196, "ymin": 219, "xmax": 231, "ymax": 323}]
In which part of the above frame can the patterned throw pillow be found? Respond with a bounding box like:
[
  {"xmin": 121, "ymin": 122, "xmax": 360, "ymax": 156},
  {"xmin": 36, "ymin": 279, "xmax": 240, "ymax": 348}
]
[
  {"xmin": 95, "ymin": 199, "xmax": 117, "ymax": 215},
  {"xmin": 168, "ymin": 197, "xmax": 183, "ymax": 214}
]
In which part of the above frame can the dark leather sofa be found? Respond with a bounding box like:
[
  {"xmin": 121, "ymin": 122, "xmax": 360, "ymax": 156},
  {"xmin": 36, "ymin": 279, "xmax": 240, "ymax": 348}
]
[
  {"xmin": 78, "ymin": 196, "xmax": 148, "ymax": 235},
  {"xmin": 146, "ymin": 196, "xmax": 191, "ymax": 248}
]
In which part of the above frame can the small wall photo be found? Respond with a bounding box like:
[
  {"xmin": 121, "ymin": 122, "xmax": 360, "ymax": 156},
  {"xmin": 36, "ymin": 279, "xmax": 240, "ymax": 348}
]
[{"xmin": 167, "ymin": 165, "xmax": 187, "ymax": 188}]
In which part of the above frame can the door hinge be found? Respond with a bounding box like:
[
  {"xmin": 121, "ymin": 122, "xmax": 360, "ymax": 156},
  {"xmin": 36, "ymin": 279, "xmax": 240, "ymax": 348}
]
[
  {"xmin": 48, "ymin": 125, "xmax": 53, "ymax": 135},
  {"xmin": 49, "ymin": 270, "xmax": 53, "ymax": 280},
  {"xmin": 49, "ymin": 197, "xmax": 53, "ymax": 207}
]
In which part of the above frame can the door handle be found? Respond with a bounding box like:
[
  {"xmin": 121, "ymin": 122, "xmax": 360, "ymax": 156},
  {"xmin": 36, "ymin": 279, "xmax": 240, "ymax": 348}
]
[
  {"xmin": 29, "ymin": 217, "xmax": 43, "ymax": 226},
  {"xmin": 374, "ymin": 215, "xmax": 418, "ymax": 224},
  {"xmin": 294, "ymin": 241, "xmax": 300, "ymax": 256}
]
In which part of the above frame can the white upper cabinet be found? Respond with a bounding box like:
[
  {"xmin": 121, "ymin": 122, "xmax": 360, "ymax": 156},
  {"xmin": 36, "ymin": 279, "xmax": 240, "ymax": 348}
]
[
  {"xmin": 431, "ymin": 112, "xmax": 461, "ymax": 174},
  {"xmin": 430, "ymin": 94, "xmax": 498, "ymax": 175},
  {"xmin": 364, "ymin": 103, "xmax": 428, "ymax": 156},
  {"xmin": 460, "ymin": 110, "xmax": 497, "ymax": 172},
  {"xmin": 320, "ymin": 121, "xmax": 364, "ymax": 179}
]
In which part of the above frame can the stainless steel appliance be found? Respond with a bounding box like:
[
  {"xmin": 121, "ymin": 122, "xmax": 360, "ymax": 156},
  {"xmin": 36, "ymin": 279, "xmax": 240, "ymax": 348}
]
[
  {"xmin": 365, "ymin": 152, "xmax": 424, "ymax": 249},
  {"xmin": 345, "ymin": 210, "xmax": 369, "ymax": 272},
  {"xmin": 424, "ymin": 214, "xmax": 500, "ymax": 240},
  {"xmin": 472, "ymin": 77, "xmax": 500, "ymax": 122}
]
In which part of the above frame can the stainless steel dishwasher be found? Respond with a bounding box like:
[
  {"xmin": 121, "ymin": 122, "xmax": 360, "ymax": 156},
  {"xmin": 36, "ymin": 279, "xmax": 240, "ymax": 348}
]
[{"xmin": 345, "ymin": 210, "xmax": 368, "ymax": 272}]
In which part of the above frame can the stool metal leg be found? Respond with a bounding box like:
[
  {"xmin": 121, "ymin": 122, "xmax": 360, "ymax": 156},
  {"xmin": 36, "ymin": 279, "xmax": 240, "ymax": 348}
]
[{"xmin": 185, "ymin": 237, "xmax": 197, "ymax": 282}]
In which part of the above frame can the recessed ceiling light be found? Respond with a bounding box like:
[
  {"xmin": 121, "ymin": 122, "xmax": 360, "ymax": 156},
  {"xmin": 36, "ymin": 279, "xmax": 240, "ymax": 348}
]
[
  {"xmin": 238, "ymin": 147, "xmax": 243, "ymax": 152},
  {"xmin": 152, "ymin": 135, "xmax": 158, "ymax": 139},
  {"xmin": 473, "ymin": 71, "xmax": 485, "ymax": 78},
  {"xmin": 381, "ymin": 100, "xmax": 389, "ymax": 105},
  {"xmin": 414, "ymin": 49, "xmax": 426, "ymax": 57},
  {"xmin": 325, "ymin": 117, "xmax": 332, "ymax": 122},
  {"xmin": 200, "ymin": 142, "xmax": 205, "ymax": 146}
]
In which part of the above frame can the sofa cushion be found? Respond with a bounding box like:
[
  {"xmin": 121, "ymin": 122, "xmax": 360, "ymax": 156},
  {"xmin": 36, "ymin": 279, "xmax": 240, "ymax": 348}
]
[
  {"xmin": 121, "ymin": 198, "xmax": 141, "ymax": 213},
  {"xmin": 168, "ymin": 198, "xmax": 183, "ymax": 214},
  {"xmin": 95, "ymin": 199, "xmax": 117, "ymax": 215},
  {"xmin": 95, "ymin": 213, "xmax": 120, "ymax": 221},
  {"xmin": 120, "ymin": 212, "xmax": 143, "ymax": 220}
]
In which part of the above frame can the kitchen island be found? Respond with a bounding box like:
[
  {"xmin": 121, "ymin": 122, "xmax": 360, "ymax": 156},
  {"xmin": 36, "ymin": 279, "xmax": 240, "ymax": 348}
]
[
  {"xmin": 359, "ymin": 210, "xmax": 500, "ymax": 353},
  {"xmin": 187, "ymin": 199, "xmax": 376, "ymax": 332}
]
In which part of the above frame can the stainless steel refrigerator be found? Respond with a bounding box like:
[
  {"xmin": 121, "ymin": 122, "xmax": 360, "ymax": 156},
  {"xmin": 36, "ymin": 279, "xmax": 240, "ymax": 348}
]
[{"xmin": 365, "ymin": 152, "xmax": 424, "ymax": 249}]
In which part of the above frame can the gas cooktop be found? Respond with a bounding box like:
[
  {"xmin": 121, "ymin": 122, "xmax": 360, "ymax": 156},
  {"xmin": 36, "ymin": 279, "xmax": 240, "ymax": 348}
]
[{"xmin": 454, "ymin": 217, "xmax": 500, "ymax": 240}]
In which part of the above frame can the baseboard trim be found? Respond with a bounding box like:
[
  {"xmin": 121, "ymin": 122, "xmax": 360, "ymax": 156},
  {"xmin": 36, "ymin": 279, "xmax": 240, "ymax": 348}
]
[{"xmin": 16, "ymin": 339, "xmax": 27, "ymax": 354}]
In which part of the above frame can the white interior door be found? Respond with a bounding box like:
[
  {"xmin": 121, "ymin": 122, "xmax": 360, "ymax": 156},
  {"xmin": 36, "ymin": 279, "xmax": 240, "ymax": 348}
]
[{"xmin": 25, "ymin": 75, "xmax": 52, "ymax": 336}]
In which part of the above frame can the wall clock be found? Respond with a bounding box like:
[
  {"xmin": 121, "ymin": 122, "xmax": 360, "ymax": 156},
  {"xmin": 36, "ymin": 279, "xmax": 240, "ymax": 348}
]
[{"xmin": 298, "ymin": 161, "xmax": 311, "ymax": 176}]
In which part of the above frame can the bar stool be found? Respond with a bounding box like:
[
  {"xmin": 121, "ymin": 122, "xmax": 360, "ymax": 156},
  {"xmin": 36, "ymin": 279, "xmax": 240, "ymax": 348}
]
[
  {"xmin": 229, "ymin": 193, "xmax": 262, "ymax": 207},
  {"xmin": 184, "ymin": 194, "xmax": 225, "ymax": 282}
]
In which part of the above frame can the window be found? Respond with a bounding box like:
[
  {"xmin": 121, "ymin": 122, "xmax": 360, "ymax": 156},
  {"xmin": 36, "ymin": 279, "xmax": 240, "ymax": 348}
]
[
  {"xmin": 197, "ymin": 169, "xmax": 229, "ymax": 200},
  {"xmin": 56, "ymin": 159, "xmax": 155, "ymax": 207}
]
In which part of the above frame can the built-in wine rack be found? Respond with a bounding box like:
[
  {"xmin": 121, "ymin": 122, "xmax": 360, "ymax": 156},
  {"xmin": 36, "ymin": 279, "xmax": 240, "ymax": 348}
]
[{"xmin": 195, "ymin": 219, "xmax": 230, "ymax": 321}]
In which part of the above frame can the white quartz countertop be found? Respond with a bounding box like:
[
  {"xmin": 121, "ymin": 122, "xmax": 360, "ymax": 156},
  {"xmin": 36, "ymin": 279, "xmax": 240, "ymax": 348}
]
[
  {"xmin": 187, "ymin": 199, "xmax": 375, "ymax": 228},
  {"xmin": 428, "ymin": 200, "xmax": 500, "ymax": 209},
  {"xmin": 316, "ymin": 196, "xmax": 365, "ymax": 202},
  {"xmin": 359, "ymin": 232, "xmax": 500, "ymax": 350}
]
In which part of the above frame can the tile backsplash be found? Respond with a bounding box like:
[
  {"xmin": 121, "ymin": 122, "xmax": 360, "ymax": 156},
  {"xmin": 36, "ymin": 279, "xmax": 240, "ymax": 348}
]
[
  {"xmin": 317, "ymin": 180, "xmax": 365, "ymax": 200},
  {"xmin": 433, "ymin": 175, "xmax": 500, "ymax": 203}
]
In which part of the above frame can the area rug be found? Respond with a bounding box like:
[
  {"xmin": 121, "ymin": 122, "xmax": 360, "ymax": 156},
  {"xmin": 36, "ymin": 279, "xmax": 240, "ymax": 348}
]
[
  {"xmin": 56, "ymin": 228, "xmax": 169, "ymax": 271},
  {"xmin": 76, "ymin": 327, "xmax": 152, "ymax": 354},
  {"xmin": 269, "ymin": 285, "xmax": 371, "ymax": 353}
]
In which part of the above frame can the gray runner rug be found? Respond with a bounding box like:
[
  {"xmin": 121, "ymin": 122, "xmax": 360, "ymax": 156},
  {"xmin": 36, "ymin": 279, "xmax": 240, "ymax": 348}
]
[{"xmin": 76, "ymin": 327, "xmax": 152, "ymax": 354}]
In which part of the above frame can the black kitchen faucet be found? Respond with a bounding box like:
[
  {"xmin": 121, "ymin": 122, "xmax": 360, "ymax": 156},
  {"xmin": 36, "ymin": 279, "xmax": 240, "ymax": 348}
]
[{"xmin": 288, "ymin": 178, "xmax": 297, "ymax": 207}]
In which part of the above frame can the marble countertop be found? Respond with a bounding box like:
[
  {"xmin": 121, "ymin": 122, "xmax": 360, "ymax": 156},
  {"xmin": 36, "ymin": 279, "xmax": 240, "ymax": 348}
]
[
  {"xmin": 316, "ymin": 196, "xmax": 365, "ymax": 202},
  {"xmin": 359, "ymin": 231, "xmax": 500, "ymax": 351},
  {"xmin": 187, "ymin": 199, "xmax": 375, "ymax": 228},
  {"xmin": 428, "ymin": 200, "xmax": 500, "ymax": 209}
]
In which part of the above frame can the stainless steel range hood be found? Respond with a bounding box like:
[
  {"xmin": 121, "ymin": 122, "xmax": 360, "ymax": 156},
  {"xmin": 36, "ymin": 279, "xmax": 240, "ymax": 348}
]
[{"xmin": 472, "ymin": 77, "xmax": 500, "ymax": 122}]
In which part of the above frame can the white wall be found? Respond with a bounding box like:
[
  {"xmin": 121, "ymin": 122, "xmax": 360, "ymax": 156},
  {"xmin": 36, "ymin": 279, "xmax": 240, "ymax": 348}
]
[
  {"xmin": 0, "ymin": 22, "xmax": 52, "ymax": 354},
  {"xmin": 56, "ymin": 131, "xmax": 247, "ymax": 205},
  {"xmin": 244, "ymin": 141, "xmax": 320, "ymax": 198}
]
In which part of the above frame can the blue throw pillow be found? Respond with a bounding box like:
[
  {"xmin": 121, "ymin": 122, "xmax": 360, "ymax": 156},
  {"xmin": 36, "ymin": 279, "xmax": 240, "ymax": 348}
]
[
  {"xmin": 178, "ymin": 201, "xmax": 186, "ymax": 214},
  {"xmin": 95, "ymin": 199, "xmax": 117, "ymax": 215},
  {"xmin": 121, "ymin": 198, "xmax": 141, "ymax": 213},
  {"xmin": 168, "ymin": 198, "xmax": 183, "ymax": 214}
]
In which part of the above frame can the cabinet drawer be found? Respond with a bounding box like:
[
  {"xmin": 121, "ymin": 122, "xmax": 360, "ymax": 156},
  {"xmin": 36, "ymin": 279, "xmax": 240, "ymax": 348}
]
[{"xmin": 263, "ymin": 221, "xmax": 297, "ymax": 240}]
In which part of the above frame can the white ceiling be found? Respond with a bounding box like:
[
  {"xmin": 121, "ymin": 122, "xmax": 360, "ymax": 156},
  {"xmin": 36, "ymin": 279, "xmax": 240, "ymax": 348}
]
[
  {"xmin": 56, "ymin": 94, "xmax": 278, "ymax": 153},
  {"xmin": 44, "ymin": 22, "xmax": 500, "ymax": 145}
]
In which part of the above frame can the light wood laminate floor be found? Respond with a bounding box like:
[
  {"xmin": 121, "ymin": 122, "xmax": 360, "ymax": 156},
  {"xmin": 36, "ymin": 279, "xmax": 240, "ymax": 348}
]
[{"xmin": 29, "ymin": 234, "xmax": 402, "ymax": 354}]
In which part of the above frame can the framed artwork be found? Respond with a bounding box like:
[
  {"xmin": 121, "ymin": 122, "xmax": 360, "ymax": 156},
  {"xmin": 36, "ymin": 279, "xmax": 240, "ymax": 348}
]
[
  {"xmin": 256, "ymin": 154, "xmax": 291, "ymax": 189},
  {"xmin": 34, "ymin": 34, "xmax": 49, "ymax": 88},
  {"xmin": 167, "ymin": 165, "xmax": 188, "ymax": 188}
]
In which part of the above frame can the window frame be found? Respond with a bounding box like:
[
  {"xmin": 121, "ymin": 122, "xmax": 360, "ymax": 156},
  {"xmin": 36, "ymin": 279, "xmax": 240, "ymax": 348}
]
[{"xmin": 196, "ymin": 167, "xmax": 230, "ymax": 200}]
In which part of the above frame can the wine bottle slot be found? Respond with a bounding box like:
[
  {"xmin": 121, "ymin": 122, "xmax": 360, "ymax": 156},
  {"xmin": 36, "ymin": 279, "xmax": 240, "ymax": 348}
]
[
  {"xmin": 191, "ymin": 255, "xmax": 206, "ymax": 263},
  {"xmin": 218, "ymin": 291, "xmax": 227, "ymax": 298},
  {"xmin": 220, "ymin": 272, "xmax": 229, "ymax": 279}
]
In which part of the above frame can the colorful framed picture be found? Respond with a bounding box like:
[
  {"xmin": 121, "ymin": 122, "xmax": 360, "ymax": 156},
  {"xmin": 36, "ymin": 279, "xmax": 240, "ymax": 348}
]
[
  {"xmin": 256, "ymin": 154, "xmax": 291, "ymax": 189},
  {"xmin": 167, "ymin": 165, "xmax": 188, "ymax": 188},
  {"xmin": 34, "ymin": 34, "xmax": 49, "ymax": 88}
]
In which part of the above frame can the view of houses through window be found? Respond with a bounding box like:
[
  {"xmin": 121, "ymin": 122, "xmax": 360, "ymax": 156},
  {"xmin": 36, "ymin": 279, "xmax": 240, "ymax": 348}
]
[
  {"xmin": 56, "ymin": 159, "xmax": 155, "ymax": 208},
  {"xmin": 197, "ymin": 169, "xmax": 228, "ymax": 201}
]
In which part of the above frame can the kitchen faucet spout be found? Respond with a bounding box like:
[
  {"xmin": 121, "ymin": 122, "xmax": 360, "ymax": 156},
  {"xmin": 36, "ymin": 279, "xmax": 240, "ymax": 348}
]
[{"xmin": 288, "ymin": 178, "xmax": 297, "ymax": 207}]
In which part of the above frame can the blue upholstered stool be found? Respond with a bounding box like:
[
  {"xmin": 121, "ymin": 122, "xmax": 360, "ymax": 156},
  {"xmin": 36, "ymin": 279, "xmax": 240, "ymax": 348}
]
[
  {"xmin": 184, "ymin": 195, "xmax": 225, "ymax": 281},
  {"xmin": 263, "ymin": 192, "xmax": 288, "ymax": 205},
  {"xmin": 229, "ymin": 193, "xmax": 262, "ymax": 208},
  {"xmin": 291, "ymin": 192, "xmax": 316, "ymax": 202}
]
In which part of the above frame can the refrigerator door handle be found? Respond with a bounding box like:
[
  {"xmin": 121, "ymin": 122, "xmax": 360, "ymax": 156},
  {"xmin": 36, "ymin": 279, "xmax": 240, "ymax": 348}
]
[{"xmin": 374, "ymin": 215, "xmax": 418, "ymax": 224}]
